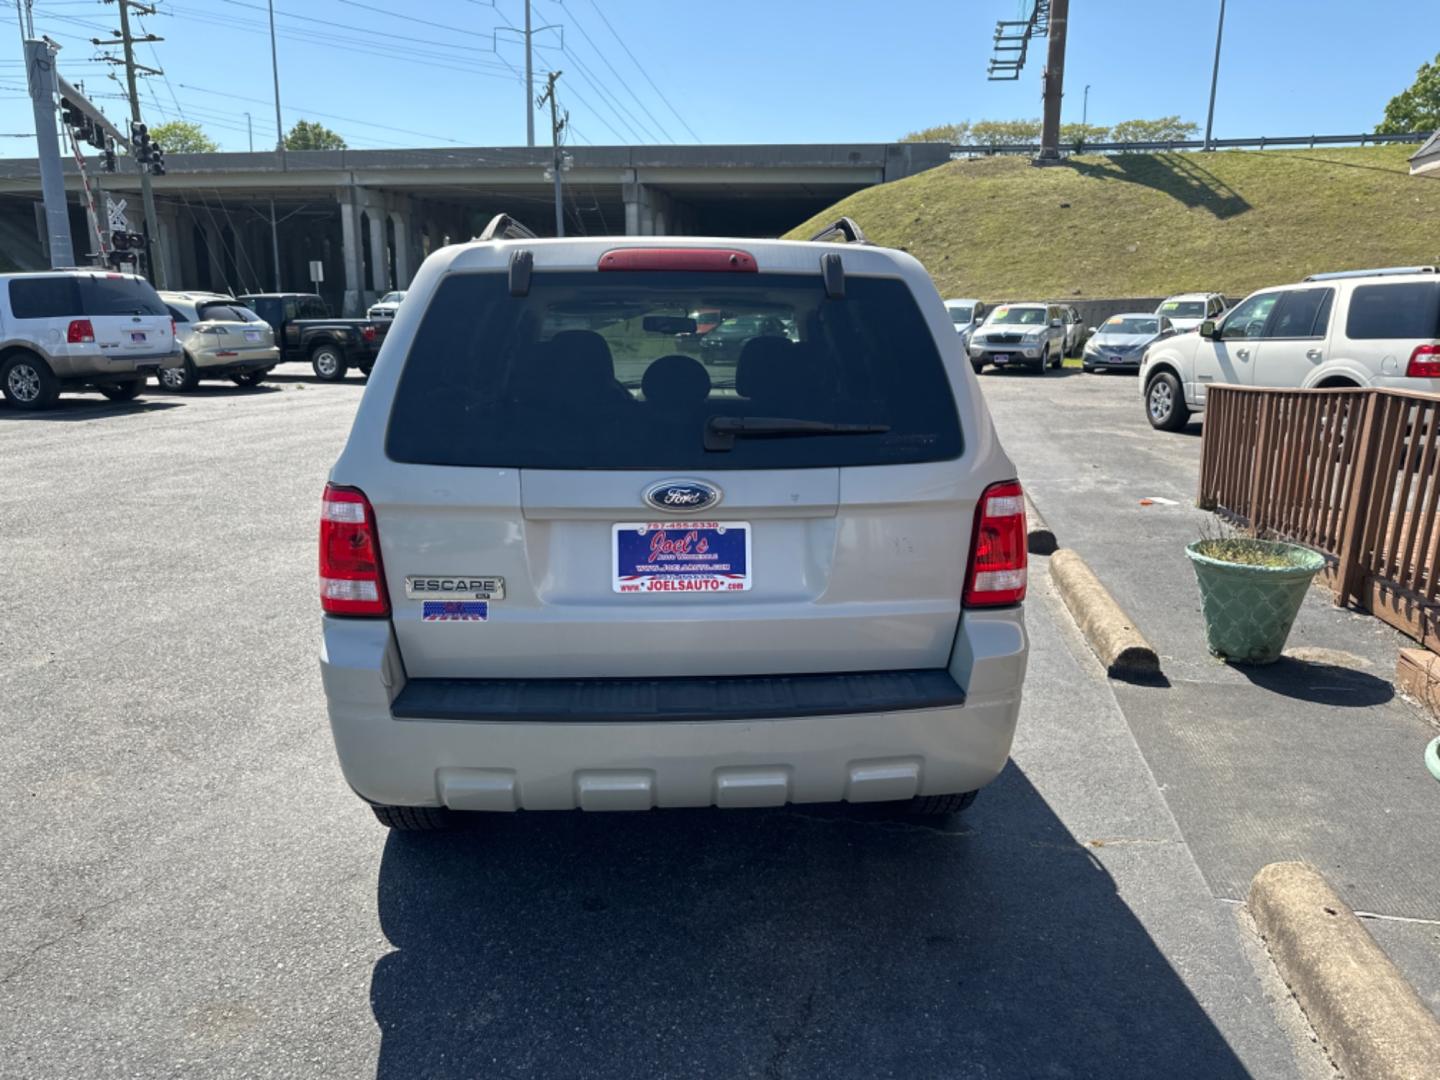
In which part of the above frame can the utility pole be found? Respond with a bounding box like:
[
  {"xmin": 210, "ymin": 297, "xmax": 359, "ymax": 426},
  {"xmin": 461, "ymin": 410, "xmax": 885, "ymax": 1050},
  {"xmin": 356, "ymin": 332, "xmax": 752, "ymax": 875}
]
[
  {"xmin": 244, "ymin": 111, "xmax": 253, "ymax": 152},
  {"xmin": 524, "ymin": 0, "xmax": 534, "ymax": 147},
  {"xmin": 538, "ymin": 70, "xmax": 566, "ymax": 236},
  {"xmin": 94, "ymin": 0, "xmax": 166, "ymax": 285},
  {"xmin": 1204, "ymin": 0, "xmax": 1226, "ymax": 151},
  {"xmin": 1035, "ymin": 0, "xmax": 1069, "ymax": 163},
  {"xmin": 1082, "ymin": 84, "xmax": 1090, "ymax": 129},
  {"xmin": 267, "ymin": 0, "xmax": 283, "ymax": 289},
  {"xmin": 23, "ymin": 37, "xmax": 75, "ymax": 267}
]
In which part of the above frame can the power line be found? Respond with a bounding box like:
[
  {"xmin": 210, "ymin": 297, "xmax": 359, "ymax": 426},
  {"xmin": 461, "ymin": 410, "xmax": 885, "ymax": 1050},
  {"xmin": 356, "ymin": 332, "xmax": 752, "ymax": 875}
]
[
  {"xmin": 577, "ymin": 0, "xmax": 698, "ymax": 141},
  {"xmin": 541, "ymin": 0, "xmax": 672, "ymax": 142}
]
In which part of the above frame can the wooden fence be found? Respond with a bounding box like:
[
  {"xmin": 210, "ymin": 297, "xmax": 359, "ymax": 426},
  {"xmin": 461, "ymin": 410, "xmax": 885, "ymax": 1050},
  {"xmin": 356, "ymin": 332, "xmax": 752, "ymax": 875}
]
[{"xmin": 1198, "ymin": 385, "xmax": 1440, "ymax": 653}]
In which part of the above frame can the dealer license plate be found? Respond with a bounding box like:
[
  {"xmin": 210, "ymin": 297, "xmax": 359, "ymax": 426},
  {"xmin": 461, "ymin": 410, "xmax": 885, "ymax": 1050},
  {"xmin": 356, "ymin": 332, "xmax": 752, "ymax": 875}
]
[
  {"xmin": 130, "ymin": 332, "xmax": 146, "ymax": 343},
  {"xmin": 245, "ymin": 330, "xmax": 262, "ymax": 342},
  {"xmin": 992, "ymin": 353, "xmax": 1010, "ymax": 364},
  {"xmin": 613, "ymin": 521, "xmax": 751, "ymax": 594}
]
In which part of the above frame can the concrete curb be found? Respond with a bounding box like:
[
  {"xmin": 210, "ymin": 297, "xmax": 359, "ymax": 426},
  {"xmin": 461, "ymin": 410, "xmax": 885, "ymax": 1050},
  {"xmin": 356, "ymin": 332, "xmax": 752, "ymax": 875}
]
[
  {"xmin": 1024, "ymin": 494, "xmax": 1058, "ymax": 555},
  {"xmin": 1249, "ymin": 862, "xmax": 1440, "ymax": 1080},
  {"xmin": 1048, "ymin": 548, "xmax": 1161, "ymax": 680}
]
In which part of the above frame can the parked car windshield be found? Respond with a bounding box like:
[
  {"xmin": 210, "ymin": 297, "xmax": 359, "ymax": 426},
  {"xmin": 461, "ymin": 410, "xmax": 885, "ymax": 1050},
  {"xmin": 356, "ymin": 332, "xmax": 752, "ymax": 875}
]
[
  {"xmin": 377, "ymin": 292, "xmax": 405, "ymax": 304},
  {"xmin": 1159, "ymin": 300, "xmax": 1206, "ymax": 318},
  {"xmin": 387, "ymin": 270, "xmax": 962, "ymax": 470},
  {"xmin": 948, "ymin": 306, "xmax": 973, "ymax": 324},
  {"xmin": 986, "ymin": 306, "xmax": 1047, "ymax": 325},
  {"xmin": 1102, "ymin": 316, "xmax": 1160, "ymax": 334}
]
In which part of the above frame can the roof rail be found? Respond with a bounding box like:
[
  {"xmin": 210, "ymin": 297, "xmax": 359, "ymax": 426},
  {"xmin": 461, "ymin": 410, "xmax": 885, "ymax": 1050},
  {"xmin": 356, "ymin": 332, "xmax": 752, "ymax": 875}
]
[
  {"xmin": 478, "ymin": 213, "xmax": 538, "ymax": 242},
  {"xmin": 807, "ymin": 217, "xmax": 870, "ymax": 245},
  {"xmin": 1303, "ymin": 265, "xmax": 1437, "ymax": 282}
]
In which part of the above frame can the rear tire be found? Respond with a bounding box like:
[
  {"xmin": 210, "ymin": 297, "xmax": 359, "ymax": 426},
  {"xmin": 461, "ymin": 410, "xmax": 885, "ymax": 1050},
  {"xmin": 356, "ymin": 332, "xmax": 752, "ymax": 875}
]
[
  {"xmin": 311, "ymin": 344, "xmax": 348, "ymax": 382},
  {"xmin": 158, "ymin": 357, "xmax": 198, "ymax": 392},
  {"xmin": 99, "ymin": 380, "xmax": 143, "ymax": 402},
  {"xmin": 1146, "ymin": 371, "xmax": 1190, "ymax": 431},
  {"xmin": 371, "ymin": 804, "xmax": 454, "ymax": 831},
  {"xmin": 1, "ymin": 353, "xmax": 60, "ymax": 410},
  {"xmin": 906, "ymin": 791, "xmax": 978, "ymax": 817}
]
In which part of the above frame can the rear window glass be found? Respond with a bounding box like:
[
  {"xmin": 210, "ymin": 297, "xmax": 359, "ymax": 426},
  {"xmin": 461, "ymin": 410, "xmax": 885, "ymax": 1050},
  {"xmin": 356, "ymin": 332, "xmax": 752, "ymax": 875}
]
[
  {"xmin": 79, "ymin": 276, "xmax": 167, "ymax": 316},
  {"xmin": 298, "ymin": 296, "xmax": 328, "ymax": 318},
  {"xmin": 387, "ymin": 270, "xmax": 962, "ymax": 470},
  {"xmin": 196, "ymin": 302, "xmax": 252, "ymax": 322},
  {"xmin": 9, "ymin": 277, "xmax": 81, "ymax": 318},
  {"xmin": 1346, "ymin": 282, "xmax": 1440, "ymax": 340}
]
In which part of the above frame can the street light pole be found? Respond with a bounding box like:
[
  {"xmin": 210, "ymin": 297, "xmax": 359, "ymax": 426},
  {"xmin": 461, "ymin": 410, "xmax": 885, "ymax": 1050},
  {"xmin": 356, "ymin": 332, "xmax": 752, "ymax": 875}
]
[
  {"xmin": 266, "ymin": 0, "xmax": 283, "ymax": 289},
  {"xmin": 1204, "ymin": 0, "xmax": 1226, "ymax": 151},
  {"xmin": 1082, "ymin": 84, "xmax": 1090, "ymax": 129},
  {"xmin": 524, "ymin": 0, "xmax": 534, "ymax": 147},
  {"xmin": 244, "ymin": 111, "xmax": 253, "ymax": 152}
]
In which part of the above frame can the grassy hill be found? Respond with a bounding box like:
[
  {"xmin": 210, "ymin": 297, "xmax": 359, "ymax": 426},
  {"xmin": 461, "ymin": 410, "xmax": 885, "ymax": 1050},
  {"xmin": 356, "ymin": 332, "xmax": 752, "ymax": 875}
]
[{"xmin": 785, "ymin": 145, "xmax": 1440, "ymax": 299}]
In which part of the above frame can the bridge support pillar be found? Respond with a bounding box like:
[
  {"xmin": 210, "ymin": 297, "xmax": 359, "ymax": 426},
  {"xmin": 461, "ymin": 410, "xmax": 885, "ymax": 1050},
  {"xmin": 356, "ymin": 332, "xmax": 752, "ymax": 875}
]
[
  {"xmin": 338, "ymin": 185, "xmax": 391, "ymax": 315},
  {"xmin": 622, "ymin": 174, "xmax": 673, "ymax": 236}
]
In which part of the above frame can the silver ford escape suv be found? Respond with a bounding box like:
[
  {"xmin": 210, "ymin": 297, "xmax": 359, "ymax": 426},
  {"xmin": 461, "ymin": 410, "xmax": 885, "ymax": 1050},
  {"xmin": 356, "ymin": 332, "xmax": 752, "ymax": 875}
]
[{"xmin": 319, "ymin": 215, "xmax": 1030, "ymax": 830}]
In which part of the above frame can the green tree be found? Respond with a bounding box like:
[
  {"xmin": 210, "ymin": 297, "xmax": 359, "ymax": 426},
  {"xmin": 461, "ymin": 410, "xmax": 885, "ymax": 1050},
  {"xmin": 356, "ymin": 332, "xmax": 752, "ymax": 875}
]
[
  {"xmin": 1109, "ymin": 116, "xmax": 1198, "ymax": 146},
  {"xmin": 901, "ymin": 121, "xmax": 971, "ymax": 144},
  {"xmin": 1060, "ymin": 122, "xmax": 1110, "ymax": 148},
  {"xmin": 149, "ymin": 120, "xmax": 218, "ymax": 154},
  {"xmin": 969, "ymin": 118, "xmax": 1042, "ymax": 146},
  {"xmin": 1377, "ymin": 52, "xmax": 1440, "ymax": 134},
  {"xmin": 284, "ymin": 119, "xmax": 347, "ymax": 151}
]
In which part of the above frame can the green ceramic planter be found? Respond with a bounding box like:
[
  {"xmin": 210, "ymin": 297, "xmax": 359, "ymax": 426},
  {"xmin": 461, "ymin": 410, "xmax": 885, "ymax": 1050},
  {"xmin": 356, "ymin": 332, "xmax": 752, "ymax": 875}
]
[{"xmin": 1185, "ymin": 539, "xmax": 1326, "ymax": 665}]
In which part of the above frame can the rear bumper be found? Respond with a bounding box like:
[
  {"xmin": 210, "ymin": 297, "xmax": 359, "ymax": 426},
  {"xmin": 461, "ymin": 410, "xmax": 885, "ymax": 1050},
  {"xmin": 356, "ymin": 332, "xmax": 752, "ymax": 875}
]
[
  {"xmin": 51, "ymin": 347, "xmax": 181, "ymax": 380},
  {"xmin": 193, "ymin": 346, "xmax": 279, "ymax": 373},
  {"xmin": 319, "ymin": 609, "xmax": 1027, "ymax": 811}
]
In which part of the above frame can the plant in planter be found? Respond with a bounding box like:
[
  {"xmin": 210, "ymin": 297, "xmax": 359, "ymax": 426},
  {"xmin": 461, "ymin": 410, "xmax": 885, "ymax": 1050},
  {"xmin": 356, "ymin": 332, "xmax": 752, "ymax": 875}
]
[{"xmin": 1185, "ymin": 534, "xmax": 1326, "ymax": 664}]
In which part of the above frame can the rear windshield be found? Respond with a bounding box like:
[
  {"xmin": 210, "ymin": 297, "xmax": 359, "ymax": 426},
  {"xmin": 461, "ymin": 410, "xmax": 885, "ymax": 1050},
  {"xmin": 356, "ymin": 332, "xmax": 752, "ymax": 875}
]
[
  {"xmin": 197, "ymin": 301, "xmax": 256, "ymax": 322},
  {"xmin": 1345, "ymin": 282, "xmax": 1440, "ymax": 340},
  {"xmin": 80, "ymin": 276, "xmax": 167, "ymax": 316},
  {"xmin": 386, "ymin": 270, "xmax": 962, "ymax": 470}
]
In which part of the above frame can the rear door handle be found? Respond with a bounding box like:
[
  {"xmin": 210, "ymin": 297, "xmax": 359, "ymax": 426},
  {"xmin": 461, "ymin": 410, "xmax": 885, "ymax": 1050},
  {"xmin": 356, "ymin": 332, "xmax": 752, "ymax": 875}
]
[{"xmin": 1306, "ymin": 348, "xmax": 1323, "ymax": 361}]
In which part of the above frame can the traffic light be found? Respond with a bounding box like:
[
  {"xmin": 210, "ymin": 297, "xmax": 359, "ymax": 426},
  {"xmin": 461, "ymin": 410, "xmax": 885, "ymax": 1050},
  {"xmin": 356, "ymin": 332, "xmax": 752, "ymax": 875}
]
[
  {"xmin": 102, "ymin": 137, "xmax": 117, "ymax": 173},
  {"xmin": 60, "ymin": 97, "xmax": 82, "ymax": 128},
  {"xmin": 130, "ymin": 120, "xmax": 151, "ymax": 163},
  {"xmin": 111, "ymin": 230, "xmax": 130, "ymax": 252},
  {"xmin": 149, "ymin": 142, "xmax": 165, "ymax": 176},
  {"xmin": 87, "ymin": 121, "xmax": 105, "ymax": 150}
]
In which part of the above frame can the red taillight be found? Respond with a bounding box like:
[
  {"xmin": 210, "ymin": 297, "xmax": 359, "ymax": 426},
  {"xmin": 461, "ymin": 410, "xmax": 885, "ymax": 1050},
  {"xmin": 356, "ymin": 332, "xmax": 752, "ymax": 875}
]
[
  {"xmin": 320, "ymin": 484, "xmax": 390, "ymax": 617},
  {"xmin": 361, "ymin": 325, "xmax": 377, "ymax": 342},
  {"xmin": 597, "ymin": 248, "xmax": 758, "ymax": 273},
  {"xmin": 66, "ymin": 319, "xmax": 95, "ymax": 344},
  {"xmin": 1407, "ymin": 344, "xmax": 1440, "ymax": 378},
  {"xmin": 170, "ymin": 318, "xmax": 176, "ymax": 338},
  {"xmin": 964, "ymin": 480, "xmax": 1028, "ymax": 607}
]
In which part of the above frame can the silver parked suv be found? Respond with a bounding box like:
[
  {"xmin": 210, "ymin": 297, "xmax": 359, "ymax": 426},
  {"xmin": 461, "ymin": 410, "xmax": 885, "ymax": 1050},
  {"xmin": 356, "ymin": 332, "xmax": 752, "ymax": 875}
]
[
  {"xmin": 0, "ymin": 269, "xmax": 179, "ymax": 410},
  {"xmin": 319, "ymin": 216, "xmax": 1030, "ymax": 830},
  {"xmin": 967, "ymin": 302, "xmax": 1066, "ymax": 374}
]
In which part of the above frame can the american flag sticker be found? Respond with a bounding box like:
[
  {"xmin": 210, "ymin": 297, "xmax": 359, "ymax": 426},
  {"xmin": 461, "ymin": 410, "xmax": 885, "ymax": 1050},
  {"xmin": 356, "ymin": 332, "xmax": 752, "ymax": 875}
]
[{"xmin": 422, "ymin": 601, "xmax": 489, "ymax": 622}]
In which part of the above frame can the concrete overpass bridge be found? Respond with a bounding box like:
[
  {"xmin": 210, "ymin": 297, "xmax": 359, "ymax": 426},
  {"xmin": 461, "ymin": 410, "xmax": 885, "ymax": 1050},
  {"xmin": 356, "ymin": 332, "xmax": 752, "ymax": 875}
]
[{"xmin": 0, "ymin": 143, "xmax": 948, "ymax": 314}]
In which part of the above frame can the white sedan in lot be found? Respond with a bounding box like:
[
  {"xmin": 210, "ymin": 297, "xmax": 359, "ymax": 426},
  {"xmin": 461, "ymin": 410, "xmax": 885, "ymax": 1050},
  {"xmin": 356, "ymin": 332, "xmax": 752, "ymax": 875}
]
[{"xmin": 367, "ymin": 290, "xmax": 406, "ymax": 321}]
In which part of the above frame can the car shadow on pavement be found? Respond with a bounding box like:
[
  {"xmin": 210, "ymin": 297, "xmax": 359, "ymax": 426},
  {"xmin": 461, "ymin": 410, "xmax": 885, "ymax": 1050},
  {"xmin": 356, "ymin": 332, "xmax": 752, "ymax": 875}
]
[
  {"xmin": 1234, "ymin": 655, "xmax": 1394, "ymax": 707},
  {"xmin": 980, "ymin": 367, "xmax": 1083, "ymax": 380},
  {"xmin": 264, "ymin": 372, "xmax": 367, "ymax": 386},
  {"xmin": 149, "ymin": 384, "xmax": 283, "ymax": 399},
  {"xmin": 369, "ymin": 764, "xmax": 1251, "ymax": 1079},
  {"xmin": 0, "ymin": 398, "xmax": 182, "ymax": 421}
]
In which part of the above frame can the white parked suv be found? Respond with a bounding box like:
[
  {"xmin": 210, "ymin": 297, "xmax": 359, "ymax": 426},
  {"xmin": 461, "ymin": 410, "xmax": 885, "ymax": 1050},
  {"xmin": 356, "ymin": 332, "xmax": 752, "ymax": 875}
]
[
  {"xmin": 1141, "ymin": 266, "xmax": 1440, "ymax": 431},
  {"xmin": 1155, "ymin": 292, "xmax": 1227, "ymax": 333},
  {"xmin": 319, "ymin": 216, "xmax": 1030, "ymax": 830},
  {"xmin": 0, "ymin": 269, "xmax": 179, "ymax": 410}
]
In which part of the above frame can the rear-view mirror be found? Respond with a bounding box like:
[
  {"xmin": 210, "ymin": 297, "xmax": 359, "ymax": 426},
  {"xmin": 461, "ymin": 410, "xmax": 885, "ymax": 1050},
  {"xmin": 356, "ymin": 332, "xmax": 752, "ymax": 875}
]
[
  {"xmin": 643, "ymin": 315, "xmax": 697, "ymax": 335},
  {"xmin": 1199, "ymin": 319, "xmax": 1218, "ymax": 338},
  {"xmin": 1087, "ymin": 326, "xmax": 1097, "ymax": 334}
]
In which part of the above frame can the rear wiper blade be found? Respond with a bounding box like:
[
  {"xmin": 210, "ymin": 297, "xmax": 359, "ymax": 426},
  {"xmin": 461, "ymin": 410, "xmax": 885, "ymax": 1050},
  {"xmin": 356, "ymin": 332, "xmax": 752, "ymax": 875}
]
[{"xmin": 705, "ymin": 415, "xmax": 889, "ymax": 451}]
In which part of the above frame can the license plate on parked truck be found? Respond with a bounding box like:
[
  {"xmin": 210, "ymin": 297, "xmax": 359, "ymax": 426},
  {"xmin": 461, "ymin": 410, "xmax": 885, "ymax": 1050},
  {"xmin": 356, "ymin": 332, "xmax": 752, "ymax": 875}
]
[{"xmin": 613, "ymin": 521, "xmax": 751, "ymax": 593}]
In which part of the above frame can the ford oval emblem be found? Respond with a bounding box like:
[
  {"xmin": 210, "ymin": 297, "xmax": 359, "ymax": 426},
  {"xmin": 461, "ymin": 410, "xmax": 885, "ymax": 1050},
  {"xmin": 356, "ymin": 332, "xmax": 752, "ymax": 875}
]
[{"xmin": 643, "ymin": 479, "xmax": 722, "ymax": 514}]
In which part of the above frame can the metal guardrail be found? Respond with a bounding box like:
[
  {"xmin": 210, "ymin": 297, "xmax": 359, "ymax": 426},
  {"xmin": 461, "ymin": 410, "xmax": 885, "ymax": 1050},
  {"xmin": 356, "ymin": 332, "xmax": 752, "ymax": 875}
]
[{"xmin": 952, "ymin": 131, "xmax": 1432, "ymax": 155}]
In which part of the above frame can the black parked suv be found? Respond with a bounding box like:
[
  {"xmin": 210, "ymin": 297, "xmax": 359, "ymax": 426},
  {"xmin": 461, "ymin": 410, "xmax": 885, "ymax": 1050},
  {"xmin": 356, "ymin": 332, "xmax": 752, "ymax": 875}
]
[{"xmin": 236, "ymin": 293, "xmax": 387, "ymax": 382}]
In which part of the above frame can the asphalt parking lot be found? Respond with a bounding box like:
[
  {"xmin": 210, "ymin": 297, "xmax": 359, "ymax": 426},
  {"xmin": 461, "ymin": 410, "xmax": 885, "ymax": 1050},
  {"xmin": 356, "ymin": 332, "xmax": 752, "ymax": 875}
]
[{"xmin": 2, "ymin": 369, "xmax": 1337, "ymax": 1078}]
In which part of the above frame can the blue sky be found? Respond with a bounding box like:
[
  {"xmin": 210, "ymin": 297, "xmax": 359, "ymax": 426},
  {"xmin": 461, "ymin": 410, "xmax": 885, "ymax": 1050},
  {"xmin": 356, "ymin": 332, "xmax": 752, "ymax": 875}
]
[{"xmin": 0, "ymin": 0, "xmax": 1436, "ymax": 155}]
